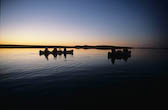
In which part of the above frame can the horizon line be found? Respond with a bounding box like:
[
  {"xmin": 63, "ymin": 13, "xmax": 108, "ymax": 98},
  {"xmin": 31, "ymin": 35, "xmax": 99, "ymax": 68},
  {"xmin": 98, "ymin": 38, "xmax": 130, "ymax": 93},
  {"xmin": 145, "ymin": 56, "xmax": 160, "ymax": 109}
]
[{"xmin": 0, "ymin": 44, "xmax": 168, "ymax": 49}]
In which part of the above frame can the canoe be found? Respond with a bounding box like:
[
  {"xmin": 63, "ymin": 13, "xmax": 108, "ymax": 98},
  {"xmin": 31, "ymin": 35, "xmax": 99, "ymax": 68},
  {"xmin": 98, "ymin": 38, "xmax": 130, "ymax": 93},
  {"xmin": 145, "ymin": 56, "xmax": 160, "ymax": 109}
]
[
  {"xmin": 40, "ymin": 50, "xmax": 73, "ymax": 55},
  {"xmin": 39, "ymin": 50, "xmax": 51, "ymax": 55},
  {"xmin": 62, "ymin": 50, "xmax": 73, "ymax": 54}
]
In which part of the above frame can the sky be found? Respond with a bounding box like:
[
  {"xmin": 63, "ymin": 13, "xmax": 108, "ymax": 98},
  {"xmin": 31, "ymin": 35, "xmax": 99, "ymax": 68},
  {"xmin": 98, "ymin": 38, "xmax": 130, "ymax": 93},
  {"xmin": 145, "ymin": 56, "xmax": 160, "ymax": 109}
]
[{"xmin": 0, "ymin": 0, "xmax": 168, "ymax": 47}]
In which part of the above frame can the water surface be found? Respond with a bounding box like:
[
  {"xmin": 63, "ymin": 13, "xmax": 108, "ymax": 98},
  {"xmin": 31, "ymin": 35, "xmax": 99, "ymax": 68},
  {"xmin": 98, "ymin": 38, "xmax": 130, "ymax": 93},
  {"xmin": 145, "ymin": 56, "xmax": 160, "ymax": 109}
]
[{"xmin": 0, "ymin": 48, "xmax": 168, "ymax": 98}]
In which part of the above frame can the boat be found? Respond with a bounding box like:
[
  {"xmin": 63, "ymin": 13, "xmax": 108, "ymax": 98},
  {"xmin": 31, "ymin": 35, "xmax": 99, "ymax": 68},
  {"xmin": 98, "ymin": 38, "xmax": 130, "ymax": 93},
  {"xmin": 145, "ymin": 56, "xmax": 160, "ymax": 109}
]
[
  {"xmin": 108, "ymin": 49, "xmax": 131, "ymax": 61},
  {"xmin": 51, "ymin": 50, "xmax": 73, "ymax": 54},
  {"xmin": 63, "ymin": 50, "xmax": 73, "ymax": 54},
  {"xmin": 108, "ymin": 50, "xmax": 131, "ymax": 57},
  {"xmin": 107, "ymin": 49, "xmax": 131, "ymax": 64},
  {"xmin": 39, "ymin": 48, "xmax": 73, "ymax": 55},
  {"xmin": 39, "ymin": 50, "xmax": 51, "ymax": 55}
]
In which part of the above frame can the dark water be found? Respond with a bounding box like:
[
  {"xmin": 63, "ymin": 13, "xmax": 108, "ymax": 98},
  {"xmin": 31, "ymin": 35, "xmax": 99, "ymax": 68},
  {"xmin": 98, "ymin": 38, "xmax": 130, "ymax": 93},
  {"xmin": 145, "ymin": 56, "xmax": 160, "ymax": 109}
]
[{"xmin": 0, "ymin": 48, "xmax": 168, "ymax": 103}]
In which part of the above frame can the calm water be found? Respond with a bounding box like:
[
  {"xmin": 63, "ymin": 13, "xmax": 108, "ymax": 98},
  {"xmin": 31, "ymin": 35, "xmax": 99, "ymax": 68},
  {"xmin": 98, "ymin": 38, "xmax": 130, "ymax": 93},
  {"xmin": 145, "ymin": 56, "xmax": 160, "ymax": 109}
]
[{"xmin": 0, "ymin": 48, "xmax": 168, "ymax": 99}]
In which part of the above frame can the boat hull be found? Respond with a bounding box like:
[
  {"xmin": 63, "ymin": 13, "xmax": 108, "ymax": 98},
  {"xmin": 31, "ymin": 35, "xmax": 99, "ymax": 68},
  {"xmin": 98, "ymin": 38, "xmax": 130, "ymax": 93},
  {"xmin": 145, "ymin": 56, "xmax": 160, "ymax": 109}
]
[{"xmin": 40, "ymin": 50, "xmax": 73, "ymax": 55}]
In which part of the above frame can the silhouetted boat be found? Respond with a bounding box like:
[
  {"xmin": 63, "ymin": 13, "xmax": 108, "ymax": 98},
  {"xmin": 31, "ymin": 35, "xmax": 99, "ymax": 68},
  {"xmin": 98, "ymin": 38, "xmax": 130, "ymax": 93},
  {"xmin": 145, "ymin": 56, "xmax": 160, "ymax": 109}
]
[
  {"xmin": 39, "ymin": 48, "xmax": 73, "ymax": 56},
  {"xmin": 108, "ymin": 50, "xmax": 131, "ymax": 57},
  {"xmin": 108, "ymin": 48, "xmax": 131, "ymax": 64},
  {"xmin": 51, "ymin": 50, "xmax": 73, "ymax": 54},
  {"xmin": 39, "ymin": 50, "xmax": 51, "ymax": 55}
]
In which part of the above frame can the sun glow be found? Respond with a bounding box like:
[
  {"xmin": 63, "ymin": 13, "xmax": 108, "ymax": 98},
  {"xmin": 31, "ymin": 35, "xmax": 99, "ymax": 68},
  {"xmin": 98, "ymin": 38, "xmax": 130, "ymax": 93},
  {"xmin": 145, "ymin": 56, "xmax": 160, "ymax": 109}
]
[{"xmin": 0, "ymin": 0, "xmax": 160, "ymax": 48}]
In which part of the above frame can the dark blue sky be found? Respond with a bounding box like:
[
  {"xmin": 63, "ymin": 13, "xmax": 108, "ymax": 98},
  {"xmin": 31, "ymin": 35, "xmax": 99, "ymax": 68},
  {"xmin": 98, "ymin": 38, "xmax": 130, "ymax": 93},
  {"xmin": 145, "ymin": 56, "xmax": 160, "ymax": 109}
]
[{"xmin": 1, "ymin": 0, "xmax": 167, "ymax": 47}]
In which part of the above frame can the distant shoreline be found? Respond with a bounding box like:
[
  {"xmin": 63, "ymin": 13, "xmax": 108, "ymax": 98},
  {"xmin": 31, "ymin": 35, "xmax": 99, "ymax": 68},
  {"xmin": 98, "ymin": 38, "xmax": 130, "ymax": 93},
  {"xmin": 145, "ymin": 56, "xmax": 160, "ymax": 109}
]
[
  {"xmin": 0, "ymin": 44, "xmax": 132, "ymax": 49},
  {"xmin": 0, "ymin": 44, "xmax": 167, "ymax": 49}
]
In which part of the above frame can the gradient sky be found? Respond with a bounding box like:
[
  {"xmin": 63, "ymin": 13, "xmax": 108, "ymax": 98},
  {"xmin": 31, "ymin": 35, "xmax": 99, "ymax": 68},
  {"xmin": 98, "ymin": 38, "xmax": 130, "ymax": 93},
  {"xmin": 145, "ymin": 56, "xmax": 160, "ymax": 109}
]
[{"xmin": 0, "ymin": 0, "xmax": 167, "ymax": 47}]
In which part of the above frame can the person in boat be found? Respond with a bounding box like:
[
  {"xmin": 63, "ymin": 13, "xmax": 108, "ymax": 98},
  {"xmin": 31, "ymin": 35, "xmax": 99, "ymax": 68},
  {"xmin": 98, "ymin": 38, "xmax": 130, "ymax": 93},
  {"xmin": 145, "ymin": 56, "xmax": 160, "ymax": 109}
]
[
  {"xmin": 52, "ymin": 47, "xmax": 57, "ymax": 53},
  {"xmin": 44, "ymin": 47, "xmax": 49, "ymax": 53},
  {"xmin": 64, "ymin": 48, "xmax": 67, "ymax": 52}
]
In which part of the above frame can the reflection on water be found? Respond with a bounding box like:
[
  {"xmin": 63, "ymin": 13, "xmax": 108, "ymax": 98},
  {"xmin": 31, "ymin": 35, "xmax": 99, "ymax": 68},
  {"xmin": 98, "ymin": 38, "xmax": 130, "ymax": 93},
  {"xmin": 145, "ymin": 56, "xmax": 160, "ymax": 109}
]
[{"xmin": 0, "ymin": 48, "xmax": 168, "ymax": 98}]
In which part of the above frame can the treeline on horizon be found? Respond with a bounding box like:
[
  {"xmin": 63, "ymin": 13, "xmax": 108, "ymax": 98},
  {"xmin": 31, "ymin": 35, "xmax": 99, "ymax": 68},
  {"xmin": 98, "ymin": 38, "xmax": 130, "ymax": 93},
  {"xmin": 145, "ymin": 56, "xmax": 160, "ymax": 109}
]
[
  {"xmin": 0, "ymin": 44, "xmax": 168, "ymax": 49},
  {"xmin": 0, "ymin": 44, "xmax": 132, "ymax": 49}
]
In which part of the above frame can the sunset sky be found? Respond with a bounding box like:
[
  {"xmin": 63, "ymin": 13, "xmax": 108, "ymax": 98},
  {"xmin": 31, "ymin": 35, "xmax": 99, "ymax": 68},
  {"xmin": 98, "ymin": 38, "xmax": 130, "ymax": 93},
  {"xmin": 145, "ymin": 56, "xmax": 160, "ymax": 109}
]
[{"xmin": 0, "ymin": 0, "xmax": 167, "ymax": 47}]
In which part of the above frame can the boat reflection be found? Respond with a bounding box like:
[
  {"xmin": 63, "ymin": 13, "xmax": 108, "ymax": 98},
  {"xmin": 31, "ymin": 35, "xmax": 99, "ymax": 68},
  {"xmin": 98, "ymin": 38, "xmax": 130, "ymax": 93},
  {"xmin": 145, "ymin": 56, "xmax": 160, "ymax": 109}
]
[
  {"xmin": 108, "ymin": 48, "xmax": 131, "ymax": 64},
  {"xmin": 39, "ymin": 47, "xmax": 73, "ymax": 60}
]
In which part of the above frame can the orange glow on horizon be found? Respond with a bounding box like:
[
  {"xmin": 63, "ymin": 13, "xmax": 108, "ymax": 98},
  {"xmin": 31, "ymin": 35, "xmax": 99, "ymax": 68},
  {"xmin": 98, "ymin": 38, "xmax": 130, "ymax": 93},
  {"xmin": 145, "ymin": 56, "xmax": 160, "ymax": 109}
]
[
  {"xmin": 0, "ymin": 32, "xmax": 153, "ymax": 47},
  {"xmin": 0, "ymin": 39, "xmax": 148, "ymax": 47}
]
